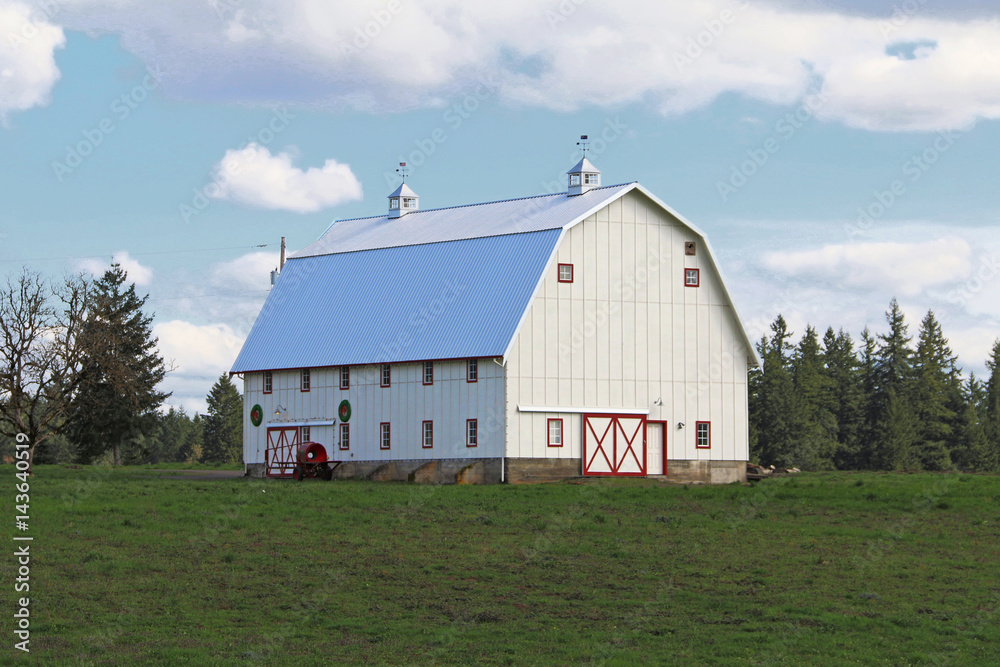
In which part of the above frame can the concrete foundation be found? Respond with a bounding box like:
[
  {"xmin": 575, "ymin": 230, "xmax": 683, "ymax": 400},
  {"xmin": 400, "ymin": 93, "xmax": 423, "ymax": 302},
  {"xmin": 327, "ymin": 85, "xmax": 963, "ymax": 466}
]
[
  {"xmin": 666, "ymin": 460, "xmax": 746, "ymax": 484},
  {"xmin": 505, "ymin": 458, "xmax": 581, "ymax": 484}
]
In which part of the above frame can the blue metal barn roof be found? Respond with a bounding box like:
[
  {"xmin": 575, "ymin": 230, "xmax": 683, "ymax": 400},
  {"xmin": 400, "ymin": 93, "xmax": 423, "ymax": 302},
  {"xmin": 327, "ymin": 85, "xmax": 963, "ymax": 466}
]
[{"xmin": 230, "ymin": 230, "xmax": 562, "ymax": 373}]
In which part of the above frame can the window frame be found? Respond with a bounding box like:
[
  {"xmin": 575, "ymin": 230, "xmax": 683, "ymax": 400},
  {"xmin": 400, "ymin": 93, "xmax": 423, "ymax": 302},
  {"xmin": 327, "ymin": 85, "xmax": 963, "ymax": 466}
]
[
  {"xmin": 547, "ymin": 418, "xmax": 563, "ymax": 447},
  {"xmin": 685, "ymin": 268, "xmax": 700, "ymax": 288},
  {"xmin": 300, "ymin": 425, "xmax": 311, "ymax": 442},
  {"xmin": 467, "ymin": 358, "xmax": 478, "ymax": 383},
  {"xmin": 380, "ymin": 422, "xmax": 391, "ymax": 450},
  {"xmin": 422, "ymin": 420, "xmax": 434, "ymax": 449},
  {"xmin": 466, "ymin": 419, "xmax": 478, "ymax": 448},
  {"xmin": 300, "ymin": 368, "xmax": 311, "ymax": 392},
  {"xmin": 339, "ymin": 366, "xmax": 350, "ymax": 390},
  {"xmin": 695, "ymin": 421, "xmax": 711, "ymax": 449},
  {"xmin": 558, "ymin": 263, "xmax": 574, "ymax": 283},
  {"xmin": 423, "ymin": 361, "xmax": 434, "ymax": 386},
  {"xmin": 584, "ymin": 173, "xmax": 599, "ymax": 185},
  {"xmin": 569, "ymin": 173, "xmax": 581, "ymax": 186},
  {"xmin": 380, "ymin": 364, "xmax": 391, "ymax": 388},
  {"xmin": 262, "ymin": 371, "xmax": 272, "ymax": 394},
  {"xmin": 339, "ymin": 423, "xmax": 350, "ymax": 450}
]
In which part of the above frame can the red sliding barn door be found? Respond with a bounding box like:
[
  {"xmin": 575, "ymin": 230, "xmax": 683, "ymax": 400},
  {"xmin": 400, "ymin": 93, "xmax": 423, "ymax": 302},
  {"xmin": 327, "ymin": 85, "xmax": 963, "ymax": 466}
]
[
  {"xmin": 265, "ymin": 426, "xmax": 300, "ymax": 478},
  {"xmin": 583, "ymin": 414, "xmax": 647, "ymax": 476}
]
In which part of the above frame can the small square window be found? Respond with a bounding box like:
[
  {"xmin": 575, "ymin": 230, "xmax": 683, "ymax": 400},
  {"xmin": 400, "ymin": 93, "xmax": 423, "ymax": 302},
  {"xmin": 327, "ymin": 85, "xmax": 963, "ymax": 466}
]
[
  {"xmin": 403, "ymin": 197, "xmax": 416, "ymax": 209},
  {"xmin": 423, "ymin": 361, "xmax": 434, "ymax": 385},
  {"xmin": 696, "ymin": 422, "xmax": 711, "ymax": 449},
  {"xmin": 584, "ymin": 173, "xmax": 599, "ymax": 185},
  {"xmin": 263, "ymin": 371, "xmax": 272, "ymax": 394},
  {"xmin": 685, "ymin": 268, "xmax": 700, "ymax": 287},
  {"xmin": 381, "ymin": 364, "xmax": 391, "ymax": 388},
  {"xmin": 300, "ymin": 368, "xmax": 311, "ymax": 392},
  {"xmin": 547, "ymin": 419, "xmax": 563, "ymax": 447},
  {"xmin": 558, "ymin": 263, "xmax": 574, "ymax": 283},
  {"xmin": 380, "ymin": 423, "xmax": 391, "ymax": 450},
  {"xmin": 466, "ymin": 419, "xmax": 478, "ymax": 447},
  {"xmin": 340, "ymin": 366, "xmax": 350, "ymax": 390},
  {"xmin": 569, "ymin": 174, "xmax": 581, "ymax": 186},
  {"xmin": 340, "ymin": 423, "xmax": 350, "ymax": 450},
  {"xmin": 467, "ymin": 359, "xmax": 478, "ymax": 383},
  {"xmin": 389, "ymin": 199, "xmax": 399, "ymax": 210},
  {"xmin": 422, "ymin": 421, "xmax": 434, "ymax": 448},
  {"xmin": 300, "ymin": 425, "xmax": 311, "ymax": 442}
]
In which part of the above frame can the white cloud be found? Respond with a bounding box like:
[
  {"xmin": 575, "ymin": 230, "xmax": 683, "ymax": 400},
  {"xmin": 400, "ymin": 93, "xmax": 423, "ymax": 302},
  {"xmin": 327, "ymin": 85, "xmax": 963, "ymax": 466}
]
[
  {"xmin": 210, "ymin": 251, "xmax": 281, "ymax": 291},
  {"xmin": 23, "ymin": 0, "xmax": 1000, "ymax": 131},
  {"xmin": 762, "ymin": 237, "xmax": 973, "ymax": 296},
  {"xmin": 77, "ymin": 251, "xmax": 154, "ymax": 285},
  {"xmin": 155, "ymin": 320, "xmax": 247, "ymax": 414},
  {"xmin": 209, "ymin": 143, "xmax": 363, "ymax": 212},
  {"xmin": 0, "ymin": 2, "xmax": 65, "ymax": 123}
]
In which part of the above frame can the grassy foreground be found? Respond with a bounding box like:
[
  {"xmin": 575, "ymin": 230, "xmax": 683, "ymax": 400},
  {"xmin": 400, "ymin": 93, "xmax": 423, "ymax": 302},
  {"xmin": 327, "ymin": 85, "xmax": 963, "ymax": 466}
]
[{"xmin": 4, "ymin": 467, "xmax": 1000, "ymax": 665}]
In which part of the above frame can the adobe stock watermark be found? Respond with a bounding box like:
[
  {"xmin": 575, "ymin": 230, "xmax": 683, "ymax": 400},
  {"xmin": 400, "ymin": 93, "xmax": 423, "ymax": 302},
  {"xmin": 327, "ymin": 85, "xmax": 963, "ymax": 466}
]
[
  {"xmin": 844, "ymin": 129, "xmax": 960, "ymax": 240},
  {"xmin": 51, "ymin": 66, "xmax": 164, "ymax": 182},
  {"xmin": 674, "ymin": 0, "xmax": 752, "ymax": 72},
  {"xmin": 383, "ymin": 73, "xmax": 501, "ymax": 188},
  {"xmin": 545, "ymin": 0, "xmax": 587, "ymax": 30},
  {"xmin": 717, "ymin": 91, "xmax": 827, "ymax": 202},
  {"xmin": 339, "ymin": 1, "xmax": 405, "ymax": 55},
  {"xmin": 179, "ymin": 106, "xmax": 295, "ymax": 223},
  {"xmin": 5, "ymin": 0, "xmax": 68, "ymax": 50},
  {"xmin": 878, "ymin": 0, "xmax": 928, "ymax": 39},
  {"xmin": 946, "ymin": 252, "xmax": 999, "ymax": 310}
]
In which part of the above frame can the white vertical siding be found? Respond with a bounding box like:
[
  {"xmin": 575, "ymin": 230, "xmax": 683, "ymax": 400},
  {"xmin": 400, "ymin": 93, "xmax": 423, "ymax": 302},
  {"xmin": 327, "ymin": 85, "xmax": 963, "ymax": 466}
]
[
  {"xmin": 242, "ymin": 358, "xmax": 505, "ymax": 465},
  {"xmin": 505, "ymin": 190, "xmax": 750, "ymax": 464}
]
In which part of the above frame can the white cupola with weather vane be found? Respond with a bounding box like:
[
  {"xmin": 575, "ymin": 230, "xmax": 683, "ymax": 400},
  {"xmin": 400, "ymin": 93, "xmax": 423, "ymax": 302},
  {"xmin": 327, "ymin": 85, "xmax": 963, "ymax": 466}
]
[
  {"xmin": 567, "ymin": 135, "xmax": 601, "ymax": 196},
  {"xmin": 388, "ymin": 162, "xmax": 419, "ymax": 219}
]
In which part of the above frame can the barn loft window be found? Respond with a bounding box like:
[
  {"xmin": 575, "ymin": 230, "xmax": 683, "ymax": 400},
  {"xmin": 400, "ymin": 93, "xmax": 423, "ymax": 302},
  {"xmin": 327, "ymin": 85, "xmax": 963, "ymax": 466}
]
[
  {"xmin": 300, "ymin": 368, "xmax": 311, "ymax": 392},
  {"xmin": 696, "ymin": 422, "xmax": 711, "ymax": 449},
  {"xmin": 467, "ymin": 359, "xmax": 478, "ymax": 383},
  {"xmin": 340, "ymin": 366, "xmax": 350, "ymax": 390},
  {"xmin": 380, "ymin": 364, "xmax": 391, "ymax": 388},
  {"xmin": 423, "ymin": 361, "xmax": 434, "ymax": 385},
  {"xmin": 339, "ymin": 423, "xmax": 350, "ymax": 450},
  {"xmin": 380, "ymin": 422, "xmax": 391, "ymax": 450},
  {"xmin": 422, "ymin": 420, "xmax": 434, "ymax": 448},
  {"xmin": 685, "ymin": 268, "xmax": 700, "ymax": 287},
  {"xmin": 558, "ymin": 263, "xmax": 574, "ymax": 283},
  {"xmin": 547, "ymin": 419, "xmax": 563, "ymax": 447},
  {"xmin": 300, "ymin": 426, "xmax": 311, "ymax": 442},
  {"xmin": 263, "ymin": 371, "xmax": 272, "ymax": 394},
  {"xmin": 466, "ymin": 419, "xmax": 478, "ymax": 447}
]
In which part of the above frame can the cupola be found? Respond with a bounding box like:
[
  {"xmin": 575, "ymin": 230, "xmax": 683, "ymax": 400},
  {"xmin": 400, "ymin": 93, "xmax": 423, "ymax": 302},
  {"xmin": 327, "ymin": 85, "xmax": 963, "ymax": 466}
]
[
  {"xmin": 388, "ymin": 162, "xmax": 419, "ymax": 218},
  {"xmin": 567, "ymin": 136, "xmax": 600, "ymax": 196}
]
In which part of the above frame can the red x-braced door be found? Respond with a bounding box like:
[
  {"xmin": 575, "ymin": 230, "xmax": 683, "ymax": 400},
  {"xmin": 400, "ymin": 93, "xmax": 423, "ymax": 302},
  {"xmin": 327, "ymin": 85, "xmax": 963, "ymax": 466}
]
[
  {"xmin": 265, "ymin": 426, "xmax": 299, "ymax": 478},
  {"xmin": 583, "ymin": 414, "xmax": 647, "ymax": 476}
]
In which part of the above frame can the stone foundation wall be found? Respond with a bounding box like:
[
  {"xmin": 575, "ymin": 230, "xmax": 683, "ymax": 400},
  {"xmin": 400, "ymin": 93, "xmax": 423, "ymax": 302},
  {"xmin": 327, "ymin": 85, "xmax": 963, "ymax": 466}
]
[
  {"xmin": 666, "ymin": 460, "xmax": 746, "ymax": 484},
  {"xmin": 505, "ymin": 458, "xmax": 581, "ymax": 484}
]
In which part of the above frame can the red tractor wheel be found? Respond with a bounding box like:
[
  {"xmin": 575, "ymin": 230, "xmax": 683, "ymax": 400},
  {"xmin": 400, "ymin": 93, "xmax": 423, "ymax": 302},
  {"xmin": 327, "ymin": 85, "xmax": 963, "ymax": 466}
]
[{"xmin": 292, "ymin": 465, "xmax": 304, "ymax": 481}]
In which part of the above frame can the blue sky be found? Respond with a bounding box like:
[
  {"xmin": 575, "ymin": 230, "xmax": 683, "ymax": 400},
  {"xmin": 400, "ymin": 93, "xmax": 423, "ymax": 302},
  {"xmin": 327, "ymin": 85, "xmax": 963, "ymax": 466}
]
[{"xmin": 2, "ymin": 0, "xmax": 998, "ymax": 412}]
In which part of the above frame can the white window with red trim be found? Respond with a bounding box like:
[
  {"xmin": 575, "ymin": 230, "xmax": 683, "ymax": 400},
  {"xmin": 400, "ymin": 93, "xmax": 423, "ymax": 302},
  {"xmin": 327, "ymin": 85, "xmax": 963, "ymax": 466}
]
[
  {"xmin": 696, "ymin": 421, "xmax": 711, "ymax": 449},
  {"xmin": 466, "ymin": 419, "xmax": 478, "ymax": 447},
  {"xmin": 339, "ymin": 423, "xmax": 350, "ymax": 450},
  {"xmin": 300, "ymin": 368, "xmax": 311, "ymax": 392},
  {"xmin": 300, "ymin": 425, "xmax": 310, "ymax": 442},
  {"xmin": 685, "ymin": 268, "xmax": 700, "ymax": 287},
  {"xmin": 547, "ymin": 418, "xmax": 563, "ymax": 447},
  {"xmin": 380, "ymin": 364, "xmax": 391, "ymax": 388},
  {"xmin": 558, "ymin": 263, "xmax": 574, "ymax": 283},
  {"xmin": 380, "ymin": 422, "xmax": 391, "ymax": 450},
  {"xmin": 422, "ymin": 420, "xmax": 433, "ymax": 448},
  {"xmin": 340, "ymin": 366, "xmax": 350, "ymax": 390},
  {"xmin": 467, "ymin": 359, "xmax": 478, "ymax": 383},
  {"xmin": 423, "ymin": 361, "xmax": 434, "ymax": 385},
  {"xmin": 263, "ymin": 371, "xmax": 272, "ymax": 394}
]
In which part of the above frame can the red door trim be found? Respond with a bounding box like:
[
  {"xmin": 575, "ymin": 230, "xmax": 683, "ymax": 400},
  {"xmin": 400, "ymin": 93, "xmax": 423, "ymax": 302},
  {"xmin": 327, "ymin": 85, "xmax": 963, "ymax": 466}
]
[{"xmin": 583, "ymin": 413, "xmax": 647, "ymax": 477}]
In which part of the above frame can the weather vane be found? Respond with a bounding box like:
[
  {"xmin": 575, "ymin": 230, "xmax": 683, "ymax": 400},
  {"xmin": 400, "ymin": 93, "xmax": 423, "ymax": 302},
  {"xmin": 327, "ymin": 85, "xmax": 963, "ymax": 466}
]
[
  {"xmin": 396, "ymin": 162, "xmax": 410, "ymax": 182},
  {"xmin": 576, "ymin": 135, "xmax": 590, "ymax": 158}
]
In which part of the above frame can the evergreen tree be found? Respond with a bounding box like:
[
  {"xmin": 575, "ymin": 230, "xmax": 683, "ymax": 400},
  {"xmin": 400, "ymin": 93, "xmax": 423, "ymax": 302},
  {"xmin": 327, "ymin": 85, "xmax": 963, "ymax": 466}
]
[
  {"xmin": 856, "ymin": 327, "xmax": 880, "ymax": 469},
  {"xmin": 754, "ymin": 315, "xmax": 799, "ymax": 467},
  {"xmin": 201, "ymin": 374, "xmax": 243, "ymax": 463},
  {"xmin": 823, "ymin": 328, "xmax": 864, "ymax": 469},
  {"xmin": 791, "ymin": 325, "xmax": 837, "ymax": 469},
  {"xmin": 872, "ymin": 299, "xmax": 917, "ymax": 469},
  {"xmin": 149, "ymin": 407, "xmax": 197, "ymax": 463},
  {"xmin": 911, "ymin": 310, "xmax": 961, "ymax": 470},
  {"xmin": 954, "ymin": 374, "xmax": 996, "ymax": 471},
  {"xmin": 985, "ymin": 340, "xmax": 1000, "ymax": 466},
  {"xmin": 67, "ymin": 265, "xmax": 169, "ymax": 465}
]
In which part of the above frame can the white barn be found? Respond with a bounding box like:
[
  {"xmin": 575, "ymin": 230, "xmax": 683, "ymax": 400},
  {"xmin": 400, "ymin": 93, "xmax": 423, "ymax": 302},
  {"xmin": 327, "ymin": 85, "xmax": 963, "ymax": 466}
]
[{"xmin": 230, "ymin": 155, "xmax": 760, "ymax": 483}]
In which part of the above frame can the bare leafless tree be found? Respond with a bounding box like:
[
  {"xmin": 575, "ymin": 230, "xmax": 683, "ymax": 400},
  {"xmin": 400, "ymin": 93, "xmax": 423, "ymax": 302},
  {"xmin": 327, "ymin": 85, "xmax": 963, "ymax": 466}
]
[{"xmin": 0, "ymin": 269, "xmax": 89, "ymax": 474}]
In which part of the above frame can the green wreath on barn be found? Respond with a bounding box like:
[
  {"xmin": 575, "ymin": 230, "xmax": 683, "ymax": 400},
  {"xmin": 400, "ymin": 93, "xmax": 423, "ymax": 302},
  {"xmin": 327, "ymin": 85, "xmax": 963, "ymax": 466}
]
[
  {"xmin": 250, "ymin": 404, "xmax": 263, "ymax": 427},
  {"xmin": 338, "ymin": 399, "xmax": 352, "ymax": 423}
]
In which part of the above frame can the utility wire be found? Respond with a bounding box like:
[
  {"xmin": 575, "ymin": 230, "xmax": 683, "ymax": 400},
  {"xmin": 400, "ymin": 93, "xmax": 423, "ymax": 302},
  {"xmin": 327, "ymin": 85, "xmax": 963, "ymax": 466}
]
[{"xmin": 0, "ymin": 243, "xmax": 274, "ymax": 263}]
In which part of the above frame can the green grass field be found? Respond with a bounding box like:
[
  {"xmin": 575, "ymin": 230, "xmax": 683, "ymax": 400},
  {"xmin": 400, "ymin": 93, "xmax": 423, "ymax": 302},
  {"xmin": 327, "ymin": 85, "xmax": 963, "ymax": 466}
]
[{"xmin": 5, "ymin": 467, "xmax": 1000, "ymax": 665}]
